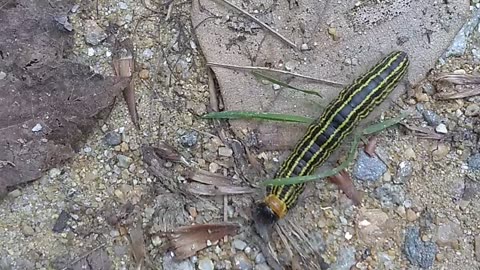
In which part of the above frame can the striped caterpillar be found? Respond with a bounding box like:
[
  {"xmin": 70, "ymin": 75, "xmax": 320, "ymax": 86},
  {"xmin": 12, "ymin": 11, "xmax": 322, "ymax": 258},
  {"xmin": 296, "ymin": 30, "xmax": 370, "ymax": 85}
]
[{"xmin": 253, "ymin": 51, "xmax": 409, "ymax": 234}]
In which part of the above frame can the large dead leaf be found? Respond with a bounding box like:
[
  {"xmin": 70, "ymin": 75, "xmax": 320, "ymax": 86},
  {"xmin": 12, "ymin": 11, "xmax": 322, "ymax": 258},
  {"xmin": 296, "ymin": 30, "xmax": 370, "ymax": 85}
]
[
  {"xmin": 0, "ymin": 0, "xmax": 128, "ymax": 196},
  {"xmin": 192, "ymin": 0, "xmax": 469, "ymax": 150}
]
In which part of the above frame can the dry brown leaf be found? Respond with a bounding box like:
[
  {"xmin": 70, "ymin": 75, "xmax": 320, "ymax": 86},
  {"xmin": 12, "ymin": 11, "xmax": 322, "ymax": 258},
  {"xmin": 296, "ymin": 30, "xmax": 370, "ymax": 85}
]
[
  {"xmin": 364, "ymin": 137, "xmax": 377, "ymax": 157},
  {"xmin": 163, "ymin": 223, "xmax": 240, "ymax": 260},
  {"xmin": 153, "ymin": 142, "xmax": 183, "ymax": 163},
  {"xmin": 113, "ymin": 39, "xmax": 140, "ymax": 130},
  {"xmin": 327, "ymin": 170, "xmax": 361, "ymax": 206},
  {"xmin": 129, "ymin": 224, "xmax": 146, "ymax": 269},
  {"xmin": 401, "ymin": 124, "xmax": 444, "ymax": 140},
  {"xmin": 435, "ymin": 74, "xmax": 480, "ymax": 85},
  {"xmin": 435, "ymin": 88, "xmax": 480, "ymax": 100},
  {"xmin": 185, "ymin": 169, "xmax": 234, "ymax": 186},
  {"xmin": 186, "ymin": 182, "xmax": 255, "ymax": 196}
]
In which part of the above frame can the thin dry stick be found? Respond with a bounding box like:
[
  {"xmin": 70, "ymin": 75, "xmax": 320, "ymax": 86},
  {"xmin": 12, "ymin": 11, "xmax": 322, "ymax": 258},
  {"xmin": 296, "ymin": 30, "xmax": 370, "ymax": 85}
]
[
  {"xmin": 216, "ymin": 0, "xmax": 297, "ymax": 49},
  {"xmin": 61, "ymin": 243, "xmax": 106, "ymax": 270},
  {"xmin": 207, "ymin": 62, "xmax": 344, "ymax": 87}
]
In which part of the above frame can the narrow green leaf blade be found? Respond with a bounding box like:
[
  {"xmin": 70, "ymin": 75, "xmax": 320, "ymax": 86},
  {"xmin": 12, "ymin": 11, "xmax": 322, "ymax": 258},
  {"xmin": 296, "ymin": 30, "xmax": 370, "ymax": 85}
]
[{"xmin": 202, "ymin": 111, "xmax": 313, "ymax": 124}]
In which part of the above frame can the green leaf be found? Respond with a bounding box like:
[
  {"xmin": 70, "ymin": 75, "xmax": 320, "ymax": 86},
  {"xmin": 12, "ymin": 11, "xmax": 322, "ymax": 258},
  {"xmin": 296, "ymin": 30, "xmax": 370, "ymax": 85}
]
[
  {"xmin": 202, "ymin": 111, "xmax": 313, "ymax": 124},
  {"xmin": 252, "ymin": 71, "xmax": 323, "ymax": 98}
]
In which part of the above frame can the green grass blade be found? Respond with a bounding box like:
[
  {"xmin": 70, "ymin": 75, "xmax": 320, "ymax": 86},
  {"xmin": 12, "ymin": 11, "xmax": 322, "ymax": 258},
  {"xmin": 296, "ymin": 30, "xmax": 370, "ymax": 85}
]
[
  {"xmin": 202, "ymin": 111, "xmax": 313, "ymax": 124},
  {"xmin": 252, "ymin": 71, "xmax": 323, "ymax": 98},
  {"xmin": 261, "ymin": 113, "xmax": 410, "ymax": 186}
]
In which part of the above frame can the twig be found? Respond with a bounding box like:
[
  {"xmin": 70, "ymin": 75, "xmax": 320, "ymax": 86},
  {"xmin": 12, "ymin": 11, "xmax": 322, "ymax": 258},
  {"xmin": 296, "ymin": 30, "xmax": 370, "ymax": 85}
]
[
  {"xmin": 207, "ymin": 62, "xmax": 344, "ymax": 87},
  {"xmin": 61, "ymin": 243, "xmax": 106, "ymax": 270},
  {"xmin": 216, "ymin": 0, "xmax": 297, "ymax": 49}
]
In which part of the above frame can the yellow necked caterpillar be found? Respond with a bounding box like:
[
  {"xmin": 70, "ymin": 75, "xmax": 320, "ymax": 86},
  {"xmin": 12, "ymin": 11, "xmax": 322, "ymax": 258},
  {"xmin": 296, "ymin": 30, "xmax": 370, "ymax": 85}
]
[{"xmin": 253, "ymin": 51, "xmax": 409, "ymax": 234}]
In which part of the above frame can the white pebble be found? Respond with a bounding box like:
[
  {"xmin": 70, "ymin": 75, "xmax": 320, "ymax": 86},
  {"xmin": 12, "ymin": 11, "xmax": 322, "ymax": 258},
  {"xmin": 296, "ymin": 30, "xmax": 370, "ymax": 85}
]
[
  {"xmin": 87, "ymin": 47, "xmax": 95, "ymax": 56},
  {"xmin": 435, "ymin": 123, "xmax": 448, "ymax": 134},
  {"xmin": 32, "ymin": 123, "xmax": 43, "ymax": 132}
]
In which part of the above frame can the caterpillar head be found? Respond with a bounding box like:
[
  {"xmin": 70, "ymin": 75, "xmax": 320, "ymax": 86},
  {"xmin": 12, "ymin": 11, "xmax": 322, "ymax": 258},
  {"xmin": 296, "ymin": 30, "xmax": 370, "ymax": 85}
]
[{"xmin": 252, "ymin": 202, "xmax": 278, "ymax": 241}]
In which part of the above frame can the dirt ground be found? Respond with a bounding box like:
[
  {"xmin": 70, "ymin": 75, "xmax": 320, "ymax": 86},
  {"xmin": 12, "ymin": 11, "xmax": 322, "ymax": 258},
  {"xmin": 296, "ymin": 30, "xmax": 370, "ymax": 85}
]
[{"xmin": 1, "ymin": 1, "xmax": 480, "ymax": 270}]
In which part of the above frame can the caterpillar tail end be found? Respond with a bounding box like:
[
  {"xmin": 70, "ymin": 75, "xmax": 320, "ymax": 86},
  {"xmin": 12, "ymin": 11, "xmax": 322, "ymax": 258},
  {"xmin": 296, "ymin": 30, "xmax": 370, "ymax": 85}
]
[{"xmin": 252, "ymin": 202, "xmax": 278, "ymax": 241}]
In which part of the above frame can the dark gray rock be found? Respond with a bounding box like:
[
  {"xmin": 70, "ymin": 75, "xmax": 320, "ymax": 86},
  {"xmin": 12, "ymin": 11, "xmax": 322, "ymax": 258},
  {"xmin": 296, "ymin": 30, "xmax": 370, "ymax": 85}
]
[
  {"xmin": 404, "ymin": 226, "xmax": 437, "ymax": 269},
  {"xmin": 468, "ymin": 153, "xmax": 480, "ymax": 171},
  {"xmin": 179, "ymin": 131, "xmax": 198, "ymax": 148},
  {"xmin": 373, "ymin": 183, "xmax": 406, "ymax": 208},
  {"xmin": 422, "ymin": 110, "xmax": 442, "ymax": 127},
  {"xmin": 104, "ymin": 131, "xmax": 122, "ymax": 146},
  {"xmin": 353, "ymin": 151, "xmax": 387, "ymax": 182}
]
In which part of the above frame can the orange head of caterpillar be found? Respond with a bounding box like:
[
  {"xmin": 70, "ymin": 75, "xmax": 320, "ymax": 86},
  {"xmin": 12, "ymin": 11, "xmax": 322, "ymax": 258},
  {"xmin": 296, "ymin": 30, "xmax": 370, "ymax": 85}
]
[{"xmin": 252, "ymin": 195, "xmax": 287, "ymax": 240}]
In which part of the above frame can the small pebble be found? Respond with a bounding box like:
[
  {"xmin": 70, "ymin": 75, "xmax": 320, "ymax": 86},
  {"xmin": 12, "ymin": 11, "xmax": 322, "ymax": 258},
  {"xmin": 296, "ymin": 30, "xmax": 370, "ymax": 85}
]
[
  {"xmin": 406, "ymin": 209, "xmax": 417, "ymax": 222},
  {"xmin": 117, "ymin": 154, "xmax": 132, "ymax": 168},
  {"xmin": 218, "ymin": 147, "xmax": 233, "ymax": 157},
  {"xmin": 233, "ymin": 239, "xmax": 247, "ymax": 251},
  {"xmin": 104, "ymin": 131, "xmax": 122, "ymax": 146},
  {"xmin": 22, "ymin": 225, "xmax": 35, "ymax": 236},
  {"xmin": 404, "ymin": 147, "xmax": 416, "ymax": 160},
  {"xmin": 300, "ymin": 43, "xmax": 309, "ymax": 50},
  {"xmin": 468, "ymin": 153, "xmax": 480, "ymax": 171},
  {"xmin": 465, "ymin": 104, "xmax": 480, "ymax": 116},
  {"xmin": 198, "ymin": 258, "xmax": 214, "ymax": 270},
  {"xmin": 0, "ymin": 71, "xmax": 6, "ymax": 80},
  {"xmin": 180, "ymin": 131, "xmax": 198, "ymax": 147},
  {"xmin": 139, "ymin": 69, "xmax": 150, "ymax": 80},
  {"xmin": 353, "ymin": 151, "xmax": 387, "ymax": 182},
  {"xmin": 432, "ymin": 144, "xmax": 450, "ymax": 161},
  {"xmin": 232, "ymin": 252, "xmax": 253, "ymax": 270},
  {"xmin": 8, "ymin": 189, "xmax": 22, "ymax": 198},
  {"xmin": 272, "ymin": 84, "xmax": 281, "ymax": 90},
  {"xmin": 435, "ymin": 123, "xmax": 448, "ymax": 134},
  {"xmin": 422, "ymin": 110, "xmax": 442, "ymax": 126},
  {"xmin": 84, "ymin": 20, "xmax": 107, "ymax": 45},
  {"xmin": 394, "ymin": 161, "xmax": 413, "ymax": 184},
  {"xmin": 209, "ymin": 162, "xmax": 220, "ymax": 173},
  {"xmin": 255, "ymin": 253, "xmax": 266, "ymax": 264},
  {"xmin": 32, "ymin": 123, "xmax": 43, "ymax": 132}
]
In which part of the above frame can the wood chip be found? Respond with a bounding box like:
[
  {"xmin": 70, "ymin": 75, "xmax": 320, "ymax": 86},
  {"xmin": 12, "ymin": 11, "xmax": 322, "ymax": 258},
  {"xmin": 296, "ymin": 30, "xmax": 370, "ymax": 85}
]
[{"xmin": 129, "ymin": 224, "xmax": 146, "ymax": 269}]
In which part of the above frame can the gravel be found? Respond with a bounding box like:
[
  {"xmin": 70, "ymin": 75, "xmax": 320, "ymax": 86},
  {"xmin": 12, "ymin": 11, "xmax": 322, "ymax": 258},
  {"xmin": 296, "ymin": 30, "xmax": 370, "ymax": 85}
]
[
  {"xmin": 373, "ymin": 183, "xmax": 406, "ymax": 208},
  {"xmin": 330, "ymin": 246, "xmax": 356, "ymax": 270},
  {"xmin": 163, "ymin": 253, "xmax": 195, "ymax": 270}
]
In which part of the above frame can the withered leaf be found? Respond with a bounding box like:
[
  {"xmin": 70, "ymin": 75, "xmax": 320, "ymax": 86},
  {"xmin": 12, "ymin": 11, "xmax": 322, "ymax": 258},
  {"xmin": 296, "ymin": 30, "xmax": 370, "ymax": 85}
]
[
  {"xmin": 163, "ymin": 223, "xmax": 240, "ymax": 260},
  {"xmin": 153, "ymin": 142, "xmax": 183, "ymax": 163},
  {"xmin": 185, "ymin": 169, "xmax": 234, "ymax": 186},
  {"xmin": 129, "ymin": 224, "xmax": 146, "ymax": 269},
  {"xmin": 186, "ymin": 182, "xmax": 255, "ymax": 196},
  {"xmin": 435, "ymin": 74, "xmax": 480, "ymax": 85},
  {"xmin": 327, "ymin": 170, "xmax": 361, "ymax": 205}
]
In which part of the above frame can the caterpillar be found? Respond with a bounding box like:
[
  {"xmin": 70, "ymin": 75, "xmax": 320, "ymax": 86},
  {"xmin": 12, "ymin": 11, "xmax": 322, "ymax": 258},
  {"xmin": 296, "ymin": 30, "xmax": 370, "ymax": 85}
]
[{"xmin": 253, "ymin": 51, "xmax": 409, "ymax": 235}]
